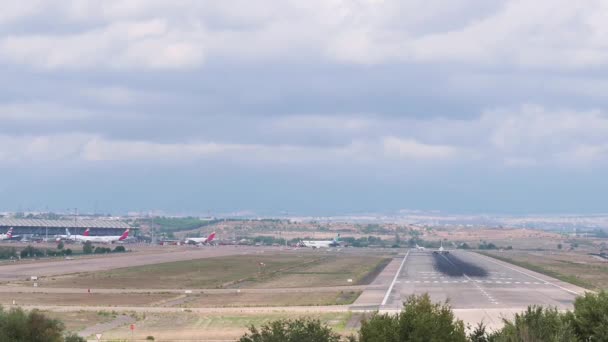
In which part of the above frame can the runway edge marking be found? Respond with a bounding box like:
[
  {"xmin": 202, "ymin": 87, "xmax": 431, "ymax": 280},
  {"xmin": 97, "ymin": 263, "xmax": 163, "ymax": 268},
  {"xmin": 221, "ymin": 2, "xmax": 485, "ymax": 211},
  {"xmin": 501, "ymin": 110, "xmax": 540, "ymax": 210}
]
[
  {"xmin": 473, "ymin": 252, "xmax": 584, "ymax": 296},
  {"xmin": 381, "ymin": 250, "xmax": 410, "ymax": 306}
]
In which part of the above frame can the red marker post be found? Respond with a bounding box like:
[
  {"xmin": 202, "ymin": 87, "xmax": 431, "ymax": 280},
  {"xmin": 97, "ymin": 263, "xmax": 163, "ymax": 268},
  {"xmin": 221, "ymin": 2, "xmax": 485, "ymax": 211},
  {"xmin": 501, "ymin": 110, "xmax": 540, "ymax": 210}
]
[{"xmin": 130, "ymin": 324, "xmax": 135, "ymax": 341}]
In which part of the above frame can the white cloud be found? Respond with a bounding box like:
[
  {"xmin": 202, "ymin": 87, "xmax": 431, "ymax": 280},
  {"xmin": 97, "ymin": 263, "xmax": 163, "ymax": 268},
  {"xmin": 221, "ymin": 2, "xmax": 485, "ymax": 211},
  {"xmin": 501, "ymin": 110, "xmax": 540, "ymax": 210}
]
[
  {"xmin": 0, "ymin": 19, "xmax": 205, "ymax": 69},
  {"xmin": 0, "ymin": 102, "xmax": 92, "ymax": 121},
  {"xmin": 2, "ymin": 1, "xmax": 607, "ymax": 70},
  {"xmin": 383, "ymin": 137, "xmax": 461, "ymax": 160},
  {"xmin": 1, "ymin": 104, "xmax": 608, "ymax": 168}
]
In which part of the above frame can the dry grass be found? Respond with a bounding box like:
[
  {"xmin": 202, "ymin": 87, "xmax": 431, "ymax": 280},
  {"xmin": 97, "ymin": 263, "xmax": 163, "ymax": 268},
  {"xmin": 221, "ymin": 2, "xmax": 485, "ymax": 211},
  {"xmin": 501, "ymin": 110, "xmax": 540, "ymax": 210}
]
[
  {"xmin": 41, "ymin": 310, "xmax": 116, "ymax": 333},
  {"xmin": 0, "ymin": 293, "xmax": 173, "ymax": 307},
  {"xmin": 35, "ymin": 252, "xmax": 389, "ymax": 290},
  {"xmin": 100, "ymin": 311, "xmax": 354, "ymax": 341},
  {"xmin": 181, "ymin": 291, "xmax": 360, "ymax": 307},
  {"xmin": 245, "ymin": 255, "xmax": 389, "ymax": 288},
  {"xmin": 481, "ymin": 250, "xmax": 608, "ymax": 290},
  {"xmin": 37, "ymin": 253, "xmax": 323, "ymax": 289}
]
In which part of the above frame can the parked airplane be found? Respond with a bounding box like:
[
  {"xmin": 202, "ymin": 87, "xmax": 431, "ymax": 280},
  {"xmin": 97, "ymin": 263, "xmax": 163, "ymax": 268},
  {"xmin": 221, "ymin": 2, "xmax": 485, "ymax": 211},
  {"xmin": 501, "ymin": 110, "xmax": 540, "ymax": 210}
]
[
  {"xmin": 415, "ymin": 243, "xmax": 426, "ymax": 251},
  {"xmin": 56, "ymin": 228, "xmax": 90, "ymax": 242},
  {"xmin": 300, "ymin": 234, "xmax": 341, "ymax": 248},
  {"xmin": 432, "ymin": 240, "xmax": 450, "ymax": 254},
  {"xmin": 185, "ymin": 232, "xmax": 216, "ymax": 245},
  {"xmin": 0, "ymin": 227, "xmax": 14, "ymax": 240},
  {"xmin": 77, "ymin": 229, "xmax": 129, "ymax": 244}
]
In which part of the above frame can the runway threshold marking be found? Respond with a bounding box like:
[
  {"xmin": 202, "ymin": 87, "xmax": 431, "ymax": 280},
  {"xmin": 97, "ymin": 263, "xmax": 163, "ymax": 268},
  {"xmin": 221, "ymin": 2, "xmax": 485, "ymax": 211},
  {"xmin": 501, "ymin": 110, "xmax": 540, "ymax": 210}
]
[
  {"xmin": 381, "ymin": 250, "xmax": 410, "ymax": 306},
  {"xmin": 474, "ymin": 252, "xmax": 583, "ymax": 296}
]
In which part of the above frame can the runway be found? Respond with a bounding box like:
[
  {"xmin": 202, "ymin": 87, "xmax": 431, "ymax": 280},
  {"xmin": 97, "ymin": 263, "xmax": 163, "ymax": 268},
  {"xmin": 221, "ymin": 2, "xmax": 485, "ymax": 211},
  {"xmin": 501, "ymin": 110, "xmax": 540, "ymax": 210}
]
[{"xmin": 375, "ymin": 250, "xmax": 588, "ymax": 329}]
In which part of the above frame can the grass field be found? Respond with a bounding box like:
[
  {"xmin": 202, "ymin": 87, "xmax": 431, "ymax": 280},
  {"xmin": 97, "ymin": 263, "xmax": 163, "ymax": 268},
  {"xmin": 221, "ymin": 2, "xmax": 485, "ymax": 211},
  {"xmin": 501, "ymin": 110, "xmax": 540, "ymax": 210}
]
[
  {"xmin": 99, "ymin": 311, "xmax": 355, "ymax": 341},
  {"xmin": 181, "ymin": 291, "xmax": 361, "ymax": 307},
  {"xmin": 479, "ymin": 250, "xmax": 608, "ymax": 290},
  {"xmin": 35, "ymin": 252, "xmax": 389, "ymax": 290},
  {"xmin": 42, "ymin": 310, "xmax": 116, "ymax": 334},
  {"xmin": 0, "ymin": 293, "xmax": 173, "ymax": 307}
]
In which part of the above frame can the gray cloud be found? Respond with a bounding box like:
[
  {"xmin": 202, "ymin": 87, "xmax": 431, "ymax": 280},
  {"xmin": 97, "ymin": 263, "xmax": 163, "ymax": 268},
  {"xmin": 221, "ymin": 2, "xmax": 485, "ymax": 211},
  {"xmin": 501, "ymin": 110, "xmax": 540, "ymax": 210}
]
[{"xmin": 1, "ymin": 1, "xmax": 608, "ymax": 214}]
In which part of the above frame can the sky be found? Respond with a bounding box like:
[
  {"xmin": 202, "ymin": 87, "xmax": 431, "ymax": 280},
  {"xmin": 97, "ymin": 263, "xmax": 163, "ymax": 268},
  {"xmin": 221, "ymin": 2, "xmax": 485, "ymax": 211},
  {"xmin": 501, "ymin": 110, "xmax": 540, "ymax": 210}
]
[{"xmin": 1, "ymin": 0, "xmax": 608, "ymax": 216}]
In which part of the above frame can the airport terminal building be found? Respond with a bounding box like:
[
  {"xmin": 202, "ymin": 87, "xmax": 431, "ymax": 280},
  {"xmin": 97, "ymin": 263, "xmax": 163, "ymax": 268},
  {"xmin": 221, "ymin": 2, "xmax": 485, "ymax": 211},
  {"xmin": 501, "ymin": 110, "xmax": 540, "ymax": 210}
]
[{"xmin": 0, "ymin": 218, "xmax": 133, "ymax": 237}]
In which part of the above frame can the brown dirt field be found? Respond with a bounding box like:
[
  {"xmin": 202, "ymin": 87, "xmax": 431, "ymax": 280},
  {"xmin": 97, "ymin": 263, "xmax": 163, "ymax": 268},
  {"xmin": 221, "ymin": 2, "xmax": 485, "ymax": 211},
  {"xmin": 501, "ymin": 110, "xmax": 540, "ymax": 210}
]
[
  {"xmin": 0, "ymin": 293, "xmax": 173, "ymax": 307},
  {"xmin": 181, "ymin": 291, "xmax": 361, "ymax": 307}
]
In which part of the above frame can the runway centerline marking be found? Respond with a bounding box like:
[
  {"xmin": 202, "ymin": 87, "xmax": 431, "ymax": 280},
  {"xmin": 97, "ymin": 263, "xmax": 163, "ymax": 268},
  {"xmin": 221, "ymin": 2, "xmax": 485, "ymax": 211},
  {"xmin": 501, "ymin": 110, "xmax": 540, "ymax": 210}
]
[{"xmin": 381, "ymin": 250, "xmax": 410, "ymax": 306}]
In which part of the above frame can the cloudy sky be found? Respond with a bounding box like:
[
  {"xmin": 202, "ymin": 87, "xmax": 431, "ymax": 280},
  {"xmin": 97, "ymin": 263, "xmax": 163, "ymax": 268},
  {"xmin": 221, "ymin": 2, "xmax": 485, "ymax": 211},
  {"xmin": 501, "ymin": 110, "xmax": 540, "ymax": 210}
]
[{"xmin": 1, "ymin": 0, "xmax": 608, "ymax": 215}]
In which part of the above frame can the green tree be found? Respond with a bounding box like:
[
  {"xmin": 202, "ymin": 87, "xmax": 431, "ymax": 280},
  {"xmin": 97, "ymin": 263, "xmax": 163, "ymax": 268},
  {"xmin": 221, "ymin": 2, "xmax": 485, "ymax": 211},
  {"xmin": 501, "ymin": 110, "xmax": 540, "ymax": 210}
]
[
  {"xmin": 0, "ymin": 306, "xmax": 65, "ymax": 342},
  {"xmin": 566, "ymin": 291, "xmax": 608, "ymax": 341},
  {"xmin": 358, "ymin": 294, "xmax": 467, "ymax": 342},
  {"xmin": 57, "ymin": 241, "xmax": 64, "ymax": 250},
  {"xmin": 82, "ymin": 241, "xmax": 93, "ymax": 254},
  {"xmin": 239, "ymin": 318, "xmax": 341, "ymax": 342},
  {"xmin": 64, "ymin": 334, "xmax": 86, "ymax": 342},
  {"xmin": 491, "ymin": 306, "xmax": 576, "ymax": 342}
]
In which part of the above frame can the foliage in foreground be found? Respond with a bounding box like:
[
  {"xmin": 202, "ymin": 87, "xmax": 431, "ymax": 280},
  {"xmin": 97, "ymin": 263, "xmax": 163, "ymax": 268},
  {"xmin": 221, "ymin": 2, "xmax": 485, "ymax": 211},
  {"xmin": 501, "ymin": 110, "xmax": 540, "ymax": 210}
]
[
  {"xmin": 239, "ymin": 318, "xmax": 342, "ymax": 342},
  {"xmin": 358, "ymin": 294, "xmax": 466, "ymax": 342},
  {"xmin": 239, "ymin": 291, "xmax": 608, "ymax": 342},
  {"xmin": 0, "ymin": 306, "xmax": 85, "ymax": 342}
]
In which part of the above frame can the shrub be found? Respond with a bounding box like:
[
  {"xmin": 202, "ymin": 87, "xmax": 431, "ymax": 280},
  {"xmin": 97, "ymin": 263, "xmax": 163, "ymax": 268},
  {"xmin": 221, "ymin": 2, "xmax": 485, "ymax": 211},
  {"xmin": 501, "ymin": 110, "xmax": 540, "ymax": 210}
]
[
  {"xmin": 113, "ymin": 245, "xmax": 126, "ymax": 253},
  {"xmin": 358, "ymin": 294, "xmax": 467, "ymax": 342},
  {"xmin": 239, "ymin": 318, "xmax": 341, "ymax": 342},
  {"xmin": 83, "ymin": 242, "xmax": 93, "ymax": 254}
]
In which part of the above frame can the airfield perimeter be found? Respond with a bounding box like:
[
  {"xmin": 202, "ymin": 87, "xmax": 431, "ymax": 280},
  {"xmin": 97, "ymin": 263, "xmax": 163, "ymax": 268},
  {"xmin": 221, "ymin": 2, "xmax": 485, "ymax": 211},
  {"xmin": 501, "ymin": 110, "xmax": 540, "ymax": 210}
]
[{"xmin": 0, "ymin": 244, "xmax": 590, "ymax": 339}]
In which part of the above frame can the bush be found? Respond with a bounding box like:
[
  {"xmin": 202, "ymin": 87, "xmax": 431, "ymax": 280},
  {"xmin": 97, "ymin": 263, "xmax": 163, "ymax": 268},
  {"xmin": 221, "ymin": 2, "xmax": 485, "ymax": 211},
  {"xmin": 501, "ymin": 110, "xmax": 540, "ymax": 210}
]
[
  {"xmin": 83, "ymin": 242, "xmax": 93, "ymax": 255},
  {"xmin": 57, "ymin": 241, "xmax": 64, "ymax": 250},
  {"xmin": 0, "ymin": 306, "xmax": 65, "ymax": 341},
  {"xmin": 491, "ymin": 306, "xmax": 577, "ymax": 341},
  {"xmin": 113, "ymin": 245, "xmax": 126, "ymax": 253},
  {"xmin": 20, "ymin": 245, "xmax": 45, "ymax": 258},
  {"xmin": 239, "ymin": 318, "xmax": 341, "ymax": 342},
  {"xmin": 0, "ymin": 247, "xmax": 17, "ymax": 259},
  {"xmin": 567, "ymin": 290, "xmax": 608, "ymax": 341},
  {"xmin": 358, "ymin": 294, "xmax": 467, "ymax": 342},
  {"xmin": 65, "ymin": 333, "xmax": 86, "ymax": 342},
  {"xmin": 94, "ymin": 247, "xmax": 111, "ymax": 254},
  {"xmin": 64, "ymin": 249, "xmax": 73, "ymax": 256}
]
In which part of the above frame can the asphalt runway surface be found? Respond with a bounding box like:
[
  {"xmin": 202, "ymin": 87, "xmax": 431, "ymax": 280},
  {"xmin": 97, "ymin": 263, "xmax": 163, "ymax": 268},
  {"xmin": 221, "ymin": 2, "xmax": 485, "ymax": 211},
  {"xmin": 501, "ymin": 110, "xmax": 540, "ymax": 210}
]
[{"xmin": 382, "ymin": 250, "xmax": 585, "ymax": 311}]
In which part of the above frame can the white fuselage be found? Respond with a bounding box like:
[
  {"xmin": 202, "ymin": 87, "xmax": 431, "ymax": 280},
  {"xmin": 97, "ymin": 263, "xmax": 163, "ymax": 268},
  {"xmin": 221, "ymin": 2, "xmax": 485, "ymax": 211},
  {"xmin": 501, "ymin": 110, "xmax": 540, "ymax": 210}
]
[
  {"xmin": 301, "ymin": 240, "xmax": 339, "ymax": 248},
  {"xmin": 185, "ymin": 237, "xmax": 210, "ymax": 244},
  {"xmin": 77, "ymin": 235, "xmax": 123, "ymax": 244}
]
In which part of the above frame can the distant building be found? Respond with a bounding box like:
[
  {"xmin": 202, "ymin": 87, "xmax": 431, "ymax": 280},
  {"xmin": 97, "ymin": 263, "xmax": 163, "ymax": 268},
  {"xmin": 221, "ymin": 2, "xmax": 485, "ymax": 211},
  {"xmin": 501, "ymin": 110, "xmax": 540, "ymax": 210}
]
[{"xmin": 0, "ymin": 218, "xmax": 133, "ymax": 236}]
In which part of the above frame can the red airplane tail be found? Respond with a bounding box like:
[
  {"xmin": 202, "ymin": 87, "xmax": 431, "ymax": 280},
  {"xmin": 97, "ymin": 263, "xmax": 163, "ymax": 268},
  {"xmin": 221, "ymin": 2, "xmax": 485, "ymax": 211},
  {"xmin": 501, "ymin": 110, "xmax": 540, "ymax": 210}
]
[
  {"xmin": 7, "ymin": 227, "xmax": 13, "ymax": 238},
  {"xmin": 207, "ymin": 232, "xmax": 216, "ymax": 242},
  {"xmin": 84, "ymin": 228, "xmax": 90, "ymax": 236},
  {"xmin": 119, "ymin": 229, "xmax": 129, "ymax": 241}
]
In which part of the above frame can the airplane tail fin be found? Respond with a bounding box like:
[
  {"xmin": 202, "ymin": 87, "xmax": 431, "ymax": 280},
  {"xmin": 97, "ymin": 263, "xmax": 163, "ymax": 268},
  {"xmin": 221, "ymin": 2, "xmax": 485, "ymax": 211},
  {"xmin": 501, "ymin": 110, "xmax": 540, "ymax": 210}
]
[
  {"xmin": 207, "ymin": 232, "xmax": 216, "ymax": 242},
  {"xmin": 119, "ymin": 229, "xmax": 129, "ymax": 241},
  {"xmin": 7, "ymin": 227, "xmax": 13, "ymax": 238},
  {"xmin": 84, "ymin": 228, "xmax": 90, "ymax": 236},
  {"xmin": 333, "ymin": 234, "xmax": 341, "ymax": 242},
  {"xmin": 66, "ymin": 228, "xmax": 71, "ymax": 237}
]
